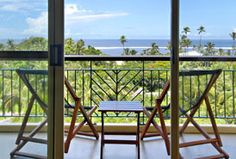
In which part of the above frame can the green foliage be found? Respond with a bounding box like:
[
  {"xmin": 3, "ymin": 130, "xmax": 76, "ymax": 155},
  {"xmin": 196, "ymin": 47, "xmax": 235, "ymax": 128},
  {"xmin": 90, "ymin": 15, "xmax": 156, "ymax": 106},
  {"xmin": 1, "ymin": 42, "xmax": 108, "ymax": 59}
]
[
  {"xmin": 6, "ymin": 39, "xmax": 16, "ymax": 50},
  {"xmin": 122, "ymin": 48, "xmax": 137, "ymax": 55},
  {"xmin": 0, "ymin": 43, "xmax": 4, "ymax": 50},
  {"xmin": 64, "ymin": 38, "xmax": 103, "ymax": 56},
  {"xmin": 180, "ymin": 35, "xmax": 192, "ymax": 53},
  {"xmin": 64, "ymin": 38, "xmax": 76, "ymax": 54},
  {"xmin": 141, "ymin": 42, "xmax": 161, "ymax": 55},
  {"xmin": 204, "ymin": 42, "xmax": 215, "ymax": 56},
  {"xmin": 75, "ymin": 39, "xmax": 85, "ymax": 54},
  {"xmin": 18, "ymin": 37, "xmax": 47, "ymax": 51}
]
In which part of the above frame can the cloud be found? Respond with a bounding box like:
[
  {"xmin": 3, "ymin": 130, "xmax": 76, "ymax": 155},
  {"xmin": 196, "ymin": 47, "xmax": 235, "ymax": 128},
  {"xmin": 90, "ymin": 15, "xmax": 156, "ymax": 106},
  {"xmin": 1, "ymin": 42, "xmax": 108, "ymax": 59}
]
[
  {"xmin": 65, "ymin": 4, "xmax": 128, "ymax": 24},
  {"xmin": 23, "ymin": 12, "xmax": 48, "ymax": 36},
  {"xmin": 23, "ymin": 4, "xmax": 128, "ymax": 36},
  {"xmin": 0, "ymin": 1, "xmax": 46, "ymax": 12},
  {"xmin": 0, "ymin": 4, "xmax": 22, "ymax": 11},
  {"xmin": 67, "ymin": 12, "xmax": 128, "ymax": 22},
  {"xmin": 65, "ymin": 4, "xmax": 93, "ymax": 15},
  {"xmin": 234, "ymin": 28, "xmax": 236, "ymax": 32}
]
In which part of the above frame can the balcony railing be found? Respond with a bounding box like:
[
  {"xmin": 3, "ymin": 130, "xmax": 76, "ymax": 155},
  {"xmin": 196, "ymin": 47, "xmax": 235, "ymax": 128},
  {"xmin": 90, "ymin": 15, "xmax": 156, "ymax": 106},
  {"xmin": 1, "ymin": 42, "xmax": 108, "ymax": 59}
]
[
  {"xmin": 0, "ymin": 53, "xmax": 236, "ymax": 123},
  {"xmin": 0, "ymin": 66, "xmax": 235, "ymax": 123}
]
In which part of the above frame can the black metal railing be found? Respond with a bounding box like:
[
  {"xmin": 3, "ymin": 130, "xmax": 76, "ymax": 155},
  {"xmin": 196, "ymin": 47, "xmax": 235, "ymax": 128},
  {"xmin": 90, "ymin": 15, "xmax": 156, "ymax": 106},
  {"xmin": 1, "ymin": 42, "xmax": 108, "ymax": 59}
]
[
  {"xmin": 1, "ymin": 53, "xmax": 236, "ymax": 123},
  {"xmin": 0, "ymin": 67, "xmax": 235, "ymax": 123}
]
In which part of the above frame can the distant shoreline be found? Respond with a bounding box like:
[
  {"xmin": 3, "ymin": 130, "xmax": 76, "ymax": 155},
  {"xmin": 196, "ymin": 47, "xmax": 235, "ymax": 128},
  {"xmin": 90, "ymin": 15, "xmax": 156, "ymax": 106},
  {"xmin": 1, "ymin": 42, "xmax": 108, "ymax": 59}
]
[
  {"xmin": 95, "ymin": 46, "xmax": 233, "ymax": 50},
  {"xmin": 0, "ymin": 38, "xmax": 234, "ymax": 47}
]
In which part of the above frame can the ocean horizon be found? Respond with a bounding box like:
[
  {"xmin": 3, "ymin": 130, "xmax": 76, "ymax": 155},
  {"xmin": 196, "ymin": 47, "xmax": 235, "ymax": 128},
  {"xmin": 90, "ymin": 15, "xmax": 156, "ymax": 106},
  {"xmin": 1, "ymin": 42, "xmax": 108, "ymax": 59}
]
[
  {"xmin": 0, "ymin": 39, "xmax": 234, "ymax": 56},
  {"xmin": 83, "ymin": 39, "xmax": 234, "ymax": 56}
]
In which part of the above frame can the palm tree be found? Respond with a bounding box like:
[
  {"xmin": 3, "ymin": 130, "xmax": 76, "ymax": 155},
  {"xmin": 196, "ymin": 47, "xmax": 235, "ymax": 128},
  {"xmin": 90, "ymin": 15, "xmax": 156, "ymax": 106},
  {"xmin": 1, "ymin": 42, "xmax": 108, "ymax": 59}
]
[
  {"xmin": 129, "ymin": 49, "xmax": 137, "ymax": 55},
  {"xmin": 218, "ymin": 48, "xmax": 225, "ymax": 56},
  {"xmin": 64, "ymin": 38, "xmax": 76, "ymax": 54},
  {"xmin": 76, "ymin": 39, "xmax": 85, "ymax": 55},
  {"xmin": 0, "ymin": 43, "xmax": 4, "ymax": 50},
  {"xmin": 182, "ymin": 27, "xmax": 191, "ymax": 35},
  {"xmin": 180, "ymin": 27, "xmax": 191, "ymax": 53},
  {"xmin": 229, "ymin": 32, "xmax": 236, "ymax": 56},
  {"xmin": 141, "ymin": 42, "xmax": 160, "ymax": 55},
  {"xmin": 149, "ymin": 42, "xmax": 160, "ymax": 55},
  {"xmin": 197, "ymin": 26, "xmax": 205, "ymax": 48},
  {"xmin": 120, "ymin": 35, "xmax": 127, "ymax": 52},
  {"xmin": 7, "ymin": 39, "xmax": 15, "ymax": 50},
  {"xmin": 180, "ymin": 34, "xmax": 192, "ymax": 53},
  {"xmin": 181, "ymin": 37, "xmax": 192, "ymax": 53},
  {"xmin": 205, "ymin": 42, "xmax": 215, "ymax": 56}
]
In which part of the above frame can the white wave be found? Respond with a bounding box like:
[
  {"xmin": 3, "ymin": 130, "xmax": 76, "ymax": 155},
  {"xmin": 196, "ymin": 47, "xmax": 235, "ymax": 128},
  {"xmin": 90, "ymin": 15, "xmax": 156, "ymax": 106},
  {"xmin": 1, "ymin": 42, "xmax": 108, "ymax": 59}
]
[
  {"xmin": 95, "ymin": 46, "xmax": 168, "ymax": 50},
  {"xmin": 95, "ymin": 46, "xmax": 233, "ymax": 50},
  {"xmin": 215, "ymin": 47, "xmax": 232, "ymax": 50}
]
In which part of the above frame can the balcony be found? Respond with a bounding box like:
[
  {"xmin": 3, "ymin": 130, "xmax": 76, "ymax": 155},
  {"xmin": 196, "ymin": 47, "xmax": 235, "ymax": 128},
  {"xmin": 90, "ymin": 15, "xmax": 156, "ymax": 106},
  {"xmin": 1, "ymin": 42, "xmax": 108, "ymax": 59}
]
[
  {"xmin": 0, "ymin": 56, "xmax": 236, "ymax": 158},
  {"xmin": 1, "ymin": 133, "xmax": 236, "ymax": 159}
]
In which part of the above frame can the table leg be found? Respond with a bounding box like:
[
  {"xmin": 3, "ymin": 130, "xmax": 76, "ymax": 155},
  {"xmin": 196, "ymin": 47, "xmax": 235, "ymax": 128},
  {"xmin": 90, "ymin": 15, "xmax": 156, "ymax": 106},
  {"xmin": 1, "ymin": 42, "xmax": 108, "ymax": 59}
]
[
  {"xmin": 137, "ymin": 112, "xmax": 140, "ymax": 159},
  {"xmin": 100, "ymin": 112, "xmax": 104, "ymax": 159}
]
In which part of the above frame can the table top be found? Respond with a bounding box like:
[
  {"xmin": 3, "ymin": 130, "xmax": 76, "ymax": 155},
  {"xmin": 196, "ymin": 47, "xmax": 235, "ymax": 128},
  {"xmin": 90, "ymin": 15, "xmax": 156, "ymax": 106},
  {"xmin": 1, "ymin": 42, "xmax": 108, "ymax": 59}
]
[{"xmin": 99, "ymin": 101, "xmax": 143, "ymax": 112}]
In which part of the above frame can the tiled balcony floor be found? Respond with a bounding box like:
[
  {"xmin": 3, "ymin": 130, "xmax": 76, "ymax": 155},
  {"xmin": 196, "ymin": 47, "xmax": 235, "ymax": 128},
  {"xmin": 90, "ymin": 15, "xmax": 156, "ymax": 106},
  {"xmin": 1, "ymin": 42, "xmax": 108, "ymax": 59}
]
[{"xmin": 1, "ymin": 133, "xmax": 235, "ymax": 159}]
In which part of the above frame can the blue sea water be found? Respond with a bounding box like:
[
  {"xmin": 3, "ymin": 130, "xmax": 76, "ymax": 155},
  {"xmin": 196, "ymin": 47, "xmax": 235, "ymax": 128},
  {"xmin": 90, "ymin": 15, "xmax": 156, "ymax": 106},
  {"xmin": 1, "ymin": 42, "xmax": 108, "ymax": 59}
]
[
  {"xmin": 83, "ymin": 39, "xmax": 234, "ymax": 56},
  {"xmin": 0, "ymin": 39, "xmax": 234, "ymax": 56}
]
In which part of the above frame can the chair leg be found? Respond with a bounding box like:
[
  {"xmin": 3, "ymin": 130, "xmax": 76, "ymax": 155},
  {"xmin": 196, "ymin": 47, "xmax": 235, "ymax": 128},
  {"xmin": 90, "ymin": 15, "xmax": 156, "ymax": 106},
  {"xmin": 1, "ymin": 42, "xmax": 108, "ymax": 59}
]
[
  {"xmin": 182, "ymin": 112, "xmax": 229, "ymax": 158},
  {"xmin": 157, "ymin": 103, "xmax": 170, "ymax": 155},
  {"xmin": 179, "ymin": 105, "xmax": 199, "ymax": 135},
  {"xmin": 141, "ymin": 107, "xmax": 158, "ymax": 139},
  {"xmin": 70, "ymin": 106, "xmax": 97, "ymax": 138},
  {"xmin": 16, "ymin": 96, "xmax": 35, "ymax": 144},
  {"xmin": 205, "ymin": 96, "xmax": 222, "ymax": 146},
  {"xmin": 80, "ymin": 106, "xmax": 99, "ymax": 139},
  {"xmin": 141, "ymin": 105, "xmax": 170, "ymax": 155},
  {"xmin": 142, "ymin": 108, "xmax": 164, "ymax": 137},
  {"xmin": 10, "ymin": 119, "xmax": 47, "ymax": 158},
  {"xmin": 65, "ymin": 104, "xmax": 99, "ymax": 153},
  {"xmin": 64, "ymin": 101, "xmax": 80, "ymax": 153}
]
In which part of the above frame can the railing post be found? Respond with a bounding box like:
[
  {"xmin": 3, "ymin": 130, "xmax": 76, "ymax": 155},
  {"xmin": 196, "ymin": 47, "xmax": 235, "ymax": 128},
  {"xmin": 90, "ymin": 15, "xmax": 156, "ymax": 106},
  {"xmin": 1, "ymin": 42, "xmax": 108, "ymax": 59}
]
[
  {"xmin": 2, "ymin": 70, "xmax": 5, "ymax": 116},
  {"xmin": 90, "ymin": 61, "xmax": 93, "ymax": 106},
  {"xmin": 142, "ymin": 60, "xmax": 145, "ymax": 124},
  {"xmin": 233, "ymin": 71, "xmax": 235, "ymax": 118},
  {"xmin": 116, "ymin": 70, "xmax": 119, "ymax": 101}
]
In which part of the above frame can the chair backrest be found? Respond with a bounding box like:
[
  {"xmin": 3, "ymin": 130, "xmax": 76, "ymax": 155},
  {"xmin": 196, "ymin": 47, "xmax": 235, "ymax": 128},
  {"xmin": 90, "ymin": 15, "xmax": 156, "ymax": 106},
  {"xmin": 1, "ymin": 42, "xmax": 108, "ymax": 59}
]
[
  {"xmin": 157, "ymin": 80, "xmax": 170, "ymax": 102},
  {"xmin": 64, "ymin": 77, "xmax": 80, "ymax": 101},
  {"xmin": 17, "ymin": 69, "xmax": 83, "ymax": 113},
  {"xmin": 179, "ymin": 69, "xmax": 222, "ymax": 115},
  {"xmin": 16, "ymin": 69, "xmax": 48, "ymax": 112},
  {"xmin": 154, "ymin": 69, "xmax": 222, "ymax": 117}
]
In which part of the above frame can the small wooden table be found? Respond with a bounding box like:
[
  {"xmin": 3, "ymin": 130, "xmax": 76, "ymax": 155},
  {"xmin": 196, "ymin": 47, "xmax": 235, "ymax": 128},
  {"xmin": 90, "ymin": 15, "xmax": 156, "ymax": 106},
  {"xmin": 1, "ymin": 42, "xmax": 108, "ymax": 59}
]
[{"xmin": 99, "ymin": 101, "xmax": 143, "ymax": 159}]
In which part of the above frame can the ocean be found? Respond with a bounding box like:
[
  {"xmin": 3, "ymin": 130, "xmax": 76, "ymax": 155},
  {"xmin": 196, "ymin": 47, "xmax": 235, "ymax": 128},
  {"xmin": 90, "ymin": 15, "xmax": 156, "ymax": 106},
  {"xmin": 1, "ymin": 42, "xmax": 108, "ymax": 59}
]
[
  {"xmin": 0, "ymin": 39, "xmax": 234, "ymax": 56},
  {"xmin": 83, "ymin": 39, "xmax": 234, "ymax": 56}
]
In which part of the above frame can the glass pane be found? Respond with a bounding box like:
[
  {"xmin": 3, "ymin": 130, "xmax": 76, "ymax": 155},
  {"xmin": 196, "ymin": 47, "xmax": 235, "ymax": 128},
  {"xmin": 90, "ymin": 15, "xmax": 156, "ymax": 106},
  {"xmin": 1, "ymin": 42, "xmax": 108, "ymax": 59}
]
[
  {"xmin": 0, "ymin": 0, "xmax": 48, "ymax": 158},
  {"xmin": 64, "ymin": 0, "xmax": 170, "ymax": 56},
  {"xmin": 0, "ymin": 0, "xmax": 48, "ymax": 51}
]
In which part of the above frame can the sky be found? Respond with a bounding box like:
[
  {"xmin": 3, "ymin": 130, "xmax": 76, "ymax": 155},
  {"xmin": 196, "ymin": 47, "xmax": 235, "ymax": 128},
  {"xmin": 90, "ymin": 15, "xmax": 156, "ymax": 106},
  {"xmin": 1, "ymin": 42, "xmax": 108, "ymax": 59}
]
[{"xmin": 0, "ymin": 0, "xmax": 236, "ymax": 40}]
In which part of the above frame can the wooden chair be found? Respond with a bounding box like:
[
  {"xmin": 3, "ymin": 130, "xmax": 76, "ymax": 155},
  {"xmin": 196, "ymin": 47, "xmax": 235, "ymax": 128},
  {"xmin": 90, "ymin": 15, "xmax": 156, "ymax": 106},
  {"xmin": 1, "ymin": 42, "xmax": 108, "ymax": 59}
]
[
  {"xmin": 141, "ymin": 69, "xmax": 229, "ymax": 159},
  {"xmin": 64, "ymin": 77, "xmax": 99, "ymax": 153},
  {"xmin": 11, "ymin": 70, "xmax": 99, "ymax": 157},
  {"xmin": 141, "ymin": 80, "xmax": 170, "ymax": 155},
  {"xmin": 11, "ymin": 70, "xmax": 48, "ymax": 159}
]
